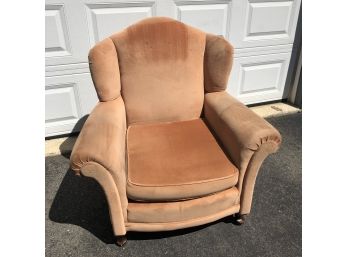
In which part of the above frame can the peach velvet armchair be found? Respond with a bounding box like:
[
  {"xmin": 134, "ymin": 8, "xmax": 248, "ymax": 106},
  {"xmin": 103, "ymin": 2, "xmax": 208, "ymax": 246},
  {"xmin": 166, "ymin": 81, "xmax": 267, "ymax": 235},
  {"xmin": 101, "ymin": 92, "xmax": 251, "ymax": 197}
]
[{"xmin": 70, "ymin": 17, "xmax": 281, "ymax": 246}]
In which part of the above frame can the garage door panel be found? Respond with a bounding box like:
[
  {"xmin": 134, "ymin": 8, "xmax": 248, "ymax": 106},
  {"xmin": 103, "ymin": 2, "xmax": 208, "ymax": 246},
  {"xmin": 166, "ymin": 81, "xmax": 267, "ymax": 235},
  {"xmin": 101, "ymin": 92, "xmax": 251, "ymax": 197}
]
[
  {"xmin": 240, "ymin": 61, "xmax": 282, "ymax": 93},
  {"xmin": 45, "ymin": 84, "xmax": 79, "ymax": 123},
  {"xmin": 45, "ymin": 0, "xmax": 91, "ymax": 66},
  {"xmin": 85, "ymin": 1, "xmax": 155, "ymax": 45},
  {"xmin": 45, "ymin": 5, "xmax": 71, "ymax": 58},
  {"xmin": 175, "ymin": 1, "xmax": 231, "ymax": 37},
  {"xmin": 45, "ymin": 81, "xmax": 81, "ymax": 136},
  {"xmin": 229, "ymin": 0, "xmax": 300, "ymax": 48},
  {"xmin": 246, "ymin": 1, "xmax": 292, "ymax": 38},
  {"xmin": 228, "ymin": 52, "xmax": 291, "ymax": 104},
  {"xmin": 45, "ymin": 73, "xmax": 97, "ymax": 137}
]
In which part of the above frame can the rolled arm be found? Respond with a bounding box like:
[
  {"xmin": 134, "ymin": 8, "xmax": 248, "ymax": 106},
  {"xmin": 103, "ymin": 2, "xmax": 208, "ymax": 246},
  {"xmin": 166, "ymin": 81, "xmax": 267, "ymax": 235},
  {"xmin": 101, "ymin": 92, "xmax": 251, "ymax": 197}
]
[
  {"xmin": 71, "ymin": 97, "xmax": 127, "ymax": 173},
  {"xmin": 204, "ymin": 92, "xmax": 281, "ymax": 165},
  {"xmin": 70, "ymin": 97, "xmax": 128, "ymax": 224},
  {"xmin": 204, "ymin": 91, "xmax": 281, "ymax": 214}
]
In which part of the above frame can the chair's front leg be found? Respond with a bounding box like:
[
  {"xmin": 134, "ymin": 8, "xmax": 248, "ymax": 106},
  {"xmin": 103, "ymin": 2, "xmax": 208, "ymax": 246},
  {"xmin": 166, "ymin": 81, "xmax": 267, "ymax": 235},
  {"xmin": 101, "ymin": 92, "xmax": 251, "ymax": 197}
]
[
  {"xmin": 239, "ymin": 142, "xmax": 279, "ymax": 216},
  {"xmin": 116, "ymin": 235, "xmax": 127, "ymax": 246},
  {"xmin": 232, "ymin": 213, "xmax": 247, "ymax": 225},
  {"xmin": 80, "ymin": 162, "xmax": 127, "ymax": 239}
]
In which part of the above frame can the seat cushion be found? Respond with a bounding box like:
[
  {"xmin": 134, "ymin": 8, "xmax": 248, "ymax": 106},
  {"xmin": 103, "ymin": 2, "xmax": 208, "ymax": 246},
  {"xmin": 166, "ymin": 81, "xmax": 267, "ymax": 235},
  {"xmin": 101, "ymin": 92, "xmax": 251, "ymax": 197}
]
[{"xmin": 126, "ymin": 119, "xmax": 239, "ymax": 201}]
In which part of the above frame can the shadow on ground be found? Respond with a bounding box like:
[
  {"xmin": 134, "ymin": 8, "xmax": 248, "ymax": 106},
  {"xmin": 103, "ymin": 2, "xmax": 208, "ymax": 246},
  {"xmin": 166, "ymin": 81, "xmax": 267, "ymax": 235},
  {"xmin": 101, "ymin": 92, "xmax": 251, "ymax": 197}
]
[{"xmin": 49, "ymin": 169, "xmax": 115, "ymax": 243}]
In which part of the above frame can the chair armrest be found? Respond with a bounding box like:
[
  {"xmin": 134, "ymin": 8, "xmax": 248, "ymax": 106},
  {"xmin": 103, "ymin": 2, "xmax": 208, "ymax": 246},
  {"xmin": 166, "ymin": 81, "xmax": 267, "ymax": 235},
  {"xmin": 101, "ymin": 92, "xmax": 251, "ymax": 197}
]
[
  {"xmin": 204, "ymin": 92, "xmax": 282, "ymax": 215},
  {"xmin": 70, "ymin": 97, "xmax": 127, "ymax": 174},
  {"xmin": 204, "ymin": 91, "xmax": 281, "ymax": 168},
  {"xmin": 70, "ymin": 97, "xmax": 128, "ymax": 221}
]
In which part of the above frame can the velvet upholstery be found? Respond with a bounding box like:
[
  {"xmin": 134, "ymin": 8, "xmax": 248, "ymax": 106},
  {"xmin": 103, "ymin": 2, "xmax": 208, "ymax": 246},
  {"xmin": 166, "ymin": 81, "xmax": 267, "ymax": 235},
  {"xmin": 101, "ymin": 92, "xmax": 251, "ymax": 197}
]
[
  {"xmin": 126, "ymin": 205, "xmax": 240, "ymax": 232},
  {"xmin": 110, "ymin": 17, "xmax": 206, "ymax": 125},
  {"xmin": 70, "ymin": 97, "xmax": 128, "ymax": 219},
  {"xmin": 88, "ymin": 38, "xmax": 121, "ymax": 101},
  {"xmin": 127, "ymin": 119, "xmax": 238, "ymax": 201},
  {"xmin": 204, "ymin": 34, "xmax": 234, "ymax": 93},
  {"xmin": 127, "ymin": 187, "xmax": 239, "ymax": 223},
  {"xmin": 80, "ymin": 162, "xmax": 126, "ymax": 235},
  {"xmin": 70, "ymin": 17, "xmax": 281, "ymax": 238},
  {"xmin": 203, "ymin": 91, "xmax": 281, "ymax": 214}
]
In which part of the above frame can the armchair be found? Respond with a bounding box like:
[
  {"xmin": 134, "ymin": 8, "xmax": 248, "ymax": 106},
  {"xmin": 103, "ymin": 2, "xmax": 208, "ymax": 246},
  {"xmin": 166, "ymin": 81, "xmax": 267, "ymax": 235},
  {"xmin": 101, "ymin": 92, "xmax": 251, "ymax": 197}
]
[{"xmin": 70, "ymin": 17, "xmax": 281, "ymax": 246}]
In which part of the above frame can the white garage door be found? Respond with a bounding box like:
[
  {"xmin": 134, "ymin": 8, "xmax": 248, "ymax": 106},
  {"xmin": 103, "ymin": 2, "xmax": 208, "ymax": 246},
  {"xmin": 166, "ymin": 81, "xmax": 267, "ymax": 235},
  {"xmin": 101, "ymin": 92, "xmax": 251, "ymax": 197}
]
[{"xmin": 45, "ymin": 0, "xmax": 301, "ymax": 137}]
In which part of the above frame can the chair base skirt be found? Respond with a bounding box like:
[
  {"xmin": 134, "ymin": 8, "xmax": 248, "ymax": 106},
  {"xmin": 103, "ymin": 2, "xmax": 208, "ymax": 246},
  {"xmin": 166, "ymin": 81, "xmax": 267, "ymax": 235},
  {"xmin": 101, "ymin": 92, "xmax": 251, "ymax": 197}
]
[
  {"xmin": 125, "ymin": 204, "xmax": 239, "ymax": 232},
  {"xmin": 125, "ymin": 187, "xmax": 240, "ymax": 232}
]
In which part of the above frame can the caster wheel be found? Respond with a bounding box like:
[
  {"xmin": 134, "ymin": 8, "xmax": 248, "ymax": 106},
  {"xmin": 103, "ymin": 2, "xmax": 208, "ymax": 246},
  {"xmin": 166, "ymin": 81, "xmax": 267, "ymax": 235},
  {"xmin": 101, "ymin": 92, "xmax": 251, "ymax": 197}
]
[
  {"xmin": 232, "ymin": 213, "xmax": 246, "ymax": 225},
  {"xmin": 116, "ymin": 235, "xmax": 127, "ymax": 247}
]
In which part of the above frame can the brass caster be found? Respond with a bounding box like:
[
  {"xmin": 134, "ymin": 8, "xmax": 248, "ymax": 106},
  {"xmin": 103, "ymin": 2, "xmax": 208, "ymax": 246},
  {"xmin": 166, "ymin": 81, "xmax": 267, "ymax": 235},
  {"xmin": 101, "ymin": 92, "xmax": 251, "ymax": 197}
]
[
  {"xmin": 232, "ymin": 213, "xmax": 246, "ymax": 225},
  {"xmin": 116, "ymin": 235, "xmax": 127, "ymax": 247}
]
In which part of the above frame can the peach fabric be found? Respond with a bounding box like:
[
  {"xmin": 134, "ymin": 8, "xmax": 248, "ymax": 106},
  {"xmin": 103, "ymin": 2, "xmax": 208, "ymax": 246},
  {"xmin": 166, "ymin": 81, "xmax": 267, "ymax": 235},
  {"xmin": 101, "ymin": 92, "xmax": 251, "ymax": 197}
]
[
  {"xmin": 239, "ymin": 142, "xmax": 279, "ymax": 214},
  {"xmin": 70, "ymin": 17, "xmax": 282, "ymax": 237},
  {"xmin": 204, "ymin": 34, "xmax": 234, "ymax": 92},
  {"xmin": 127, "ymin": 187, "xmax": 239, "ymax": 223},
  {"xmin": 204, "ymin": 91, "xmax": 281, "ymax": 214},
  {"xmin": 88, "ymin": 38, "xmax": 121, "ymax": 101},
  {"xmin": 70, "ymin": 97, "xmax": 128, "ymax": 218},
  {"xmin": 126, "ymin": 119, "xmax": 239, "ymax": 201},
  {"xmin": 126, "ymin": 205, "xmax": 240, "ymax": 232},
  {"xmin": 110, "ymin": 17, "xmax": 206, "ymax": 125},
  {"xmin": 81, "ymin": 162, "xmax": 126, "ymax": 235}
]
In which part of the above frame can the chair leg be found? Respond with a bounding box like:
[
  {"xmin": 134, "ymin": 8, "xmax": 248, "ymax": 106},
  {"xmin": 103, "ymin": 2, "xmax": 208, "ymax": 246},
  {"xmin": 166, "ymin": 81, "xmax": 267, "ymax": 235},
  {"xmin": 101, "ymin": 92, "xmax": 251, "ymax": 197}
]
[
  {"xmin": 232, "ymin": 213, "xmax": 246, "ymax": 225},
  {"xmin": 115, "ymin": 235, "xmax": 127, "ymax": 247}
]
